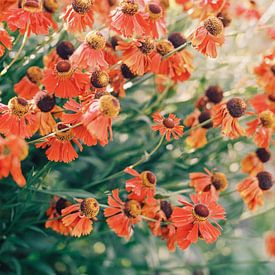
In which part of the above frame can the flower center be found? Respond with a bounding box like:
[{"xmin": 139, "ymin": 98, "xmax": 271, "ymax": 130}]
[
  {"xmin": 99, "ymin": 95, "xmax": 120, "ymax": 117},
  {"xmin": 168, "ymin": 32, "xmax": 187, "ymax": 49},
  {"xmin": 226, "ymin": 98, "xmax": 247, "ymax": 118},
  {"xmin": 8, "ymin": 97, "xmax": 30, "ymax": 118},
  {"xmin": 211, "ymin": 172, "xmax": 228, "ymax": 191},
  {"xmin": 193, "ymin": 204, "xmax": 209, "ymax": 221},
  {"xmin": 138, "ymin": 38, "xmax": 155, "ymax": 54},
  {"xmin": 259, "ymin": 110, "xmax": 274, "ymax": 128},
  {"xmin": 256, "ymin": 148, "xmax": 271, "ymax": 163},
  {"xmin": 257, "ymin": 171, "xmax": 273, "ymax": 191},
  {"xmin": 22, "ymin": 0, "xmax": 42, "ymax": 12},
  {"xmin": 56, "ymin": 41, "xmax": 75, "ymax": 59},
  {"xmin": 160, "ymin": 200, "xmax": 172, "ymax": 219},
  {"xmin": 125, "ymin": 200, "xmax": 141, "ymax": 218},
  {"xmin": 80, "ymin": 198, "xmax": 100, "ymax": 219},
  {"xmin": 163, "ymin": 118, "xmax": 175, "ymax": 128},
  {"xmin": 55, "ymin": 198, "xmax": 71, "ymax": 215},
  {"xmin": 72, "ymin": 0, "xmax": 93, "ymax": 14},
  {"xmin": 198, "ymin": 111, "xmax": 213, "ymax": 129},
  {"xmin": 55, "ymin": 123, "xmax": 74, "ymax": 141},
  {"xmin": 204, "ymin": 16, "xmax": 224, "ymax": 36},
  {"xmin": 141, "ymin": 171, "xmax": 157, "ymax": 188},
  {"xmin": 85, "ymin": 31, "xmax": 106, "ymax": 50},
  {"xmin": 26, "ymin": 66, "xmax": 43, "ymax": 84},
  {"xmin": 268, "ymin": 94, "xmax": 275, "ymax": 102},
  {"xmin": 205, "ymin": 85, "xmax": 224, "ymax": 104},
  {"xmin": 156, "ymin": 40, "xmax": 174, "ymax": 56},
  {"xmin": 43, "ymin": 0, "xmax": 58, "ymax": 13},
  {"xmin": 271, "ymin": 65, "xmax": 275, "ymax": 75},
  {"xmin": 121, "ymin": 0, "xmax": 138, "ymax": 15},
  {"xmin": 34, "ymin": 90, "xmax": 56, "ymax": 112},
  {"xmin": 91, "ymin": 70, "xmax": 109, "ymax": 88},
  {"xmin": 147, "ymin": 3, "xmax": 162, "ymax": 20},
  {"xmin": 217, "ymin": 11, "xmax": 232, "ymax": 28},
  {"xmin": 55, "ymin": 60, "xmax": 73, "ymax": 76},
  {"xmin": 120, "ymin": 64, "xmax": 136, "ymax": 79}
]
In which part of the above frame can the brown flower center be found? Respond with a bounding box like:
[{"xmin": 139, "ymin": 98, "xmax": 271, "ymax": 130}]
[
  {"xmin": 138, "ymin": 38, "xmax": 155, "ymax": 54},
  {"xmin": 226, "ymin": 98, "xmax": 247, "ymax": 118},
  {"xmin": 163, "ymin": 118, "xmax": 175, "ymax": 129},
  {"xmin": 257, "ymin": 171, "xmax": 273, "ymax": 191},
  {"xmin": 211, "ymin": 172, "xmax": 228, "ymax": 191},
  {"xmin": 121, "ymin": 0, "xmax": 138, "ymax": 15},
  {"xmin": 85, "ymin": 31, "xmax": 106, "ymax": 50},
  {"xmin": 217, "ymin": 11, "xmax": 232, "ymax": 28},
  {"xmin": 141, "ymin": 171, "xmax": 157, "ymax": 188},
  {"xmin": 56, "ymin": 60, "xmax": 72, "ymax": 75},
  {"xmin": 193, "ymin": 204, "xmax": 209, "ymax": 221},
  {"xmin": 55, "ymin": 123, "xmax": 74, "ymax": 141},
  {"xmin": 204, "ymin": 16, "xmax": 224, "ymax": 36},
  {"xmin": 34, "ymin": 90, "xmax": 56, "ymax": 112},
  {"xmin": 22, "ymin": 0, "xmax": 42, "ymax": 12},
  {"xmin": 72, "ymin": 0, "xmax": 93, "ymax": 14},
  {"xmin": 147, "ymin": 3, "xmax": 162, "ymax": 20},
  {"xmin": 56, "ymin": 41, "xmax": 75, "ymax": 59},
  {"xmin": 55, "ymin": 198, "xmax": 72, "ymax": 215},
  {"xmin": 26, "ymin": 66, "xmax": 43, "ymax": 84},
  {"xmin": 259, "ymin": 110, "xmax": 274, "ymax": 128},
  {"xmin": 125, "ymin": 200, "xmax": 141, "ymax": 218},
  {"xmin": 156, "ymin": 40, "xmax": 174, "ymax": 56},
  {"xmin": 8, "ymin": 97, "xmax": 30, "ymax": 118},
  {"xmin": 168, "ymin": 32, "xmax": 187, "ymax": 49},
  {"xmin": 80, "ymin": 198, "xmax": 100, "ymax": 219},
  {"xmin": 205, "ymin": 85, "xmax": 224, "ymax": 104},
  {"xmin": 121, "ymin": 64, "xmax": 136, "ymax": 79},
  {"xmin": 99, "ymin": 95, "xmax": 120, "ymax": 117},
  {"xmin": 198, "ymin": 111, "xmax": 213, "ymax": 129},
  {"xmin": 160, "ymin": 200, "xmax": 172, "ymax": 219},
  {"xmin": 256, "ymin": 148, "xmax": 271, "ymax": 163},
  {"xmin": 91, "ymin": 70, "xmax": 110, "ymax": 88}
]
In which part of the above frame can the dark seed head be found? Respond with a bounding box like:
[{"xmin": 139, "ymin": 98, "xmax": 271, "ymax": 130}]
[
  {"xmin": 56, "ymin": 60, "xmax": 71, "ymax": 73},
  {"xmin": 205, "ymin": 85, "xmax": 224, "ymax": 104},
  {"xmin": 217, "ymin": 11, "xmax": 232, "ymax": 28},
  {"xmin": 268, "ymin": 94, "xmax": 275, "ymax": 102},
  {"xmin": 204, "ymin": 16, "xmax": 224, "ymax": 36},
  {"xmin": 256, "ymin": 148, "xmax": 271, "ymax": 163},
  {"xmin": 198, "ymin": 111, "xmax": 213, "ymax": 129},
  {"xmin": 160, "ymin": 201, "xmax": 172, "ymax": 219},
  {"xmin": 257, "ymin": 171, "xmax": 273, "ymax": 191},
  {"xmin": 120, "ymin": 64, "xmax": 136, "ymax": 79},
  {"xmin": 110, "ymin": 36, "xmax": 121, "ymax": 50},
  {"xmin": 194, "ymin": 204, "xmax": 209, "ymax": 218},
  {"xmin": 163, "ymin": 118, "xmax": 175, "ymax": 129},
  {"xmin": 138, "ymin": 38, "xmax": 154, "ymax": 54},
  {"xmin": 56, "ymin": 41, "xmax": 75, "ymax": 59},
  {"xmin": 168, "ymin": 32, "xmax": 187, "ymax": 49},
  {"xmin": 91, "ymin": 70, "xmax": 109, "ymax": 88},
  {"xmin": 72, "ymin": 0, "xmax": 93, "ymax": 14},
  {"xmin": 226, "ymin": 98, "xmax": 246, "ymax": 118},
  {"xmin": 34, "ymin": 90, "xmax": 56, "ymax": 112},
  {"xmin": 55, "ymin": 198, "xmax": 70, "ymax": 215}
]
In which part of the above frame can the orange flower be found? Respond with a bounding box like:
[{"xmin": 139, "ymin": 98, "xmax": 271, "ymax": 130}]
[
  {"xmin": 212, "ymin": 97, "xmax": 247, "ymax": 138},
  {"xmin": 190, "ymin": 16, "xmax": 224, "ymax": 58},
  {"xmin": 36, "ymin": 122, "xmax": 83, "ymax": 163},
  {"xmin": 117, "ymin": 38, "xmax": 155, "ymax": 76},
  {"xmin": 14, "ymin": 66, "xmax": 43, "ymax": 99},
  {"xmin": 189, "ymin": 168, "xmax": 228, "ymax": 200},
  {"xmin": 0, "ymin": 135, "xmax": 28, "ymax": 187},
  {"xmin": 6, "ymin": 0, "xmax": 56, "ymax": 35},
  {"xmin": 246, "ymin": 110, "xmax": 274, "ymax": 148},
  {"xmin": 104, "ymin": 189, "xmax": 142, "ymax": 240},
  {"xmin": 62, "ymin": 198, "xmax": 100, "ymax": 237},
  {"xmin": 43, "ymin": 60, "xmax": 90, "ymax": 98},
  {"xmin": 70, "ymin": 31, "xmax": 108, "ymax": 70},
  {"xmin": 0, "ymin": 0, "xmax": 17, "ymax": 21},
  {"xmin": 0, "ymin": 97, "xmax": 38, "ymax": 138},
  {"xmin": 152, "ymin": 112, "xmax": 184, "ymax": 141},
  {"xmin": 171, "ymin": 193, "xmax": 226, "ymax": 250},
  {"xmin": 110, "ymin": 0, "xmax": 147, "ymax": 38},
  {"xmin": 241, "ymin": 148, "xmax": 271, "ymax": 176},
  {"xmin": 0, "ymin": 25, "xmax": 12, "ymax": 58},
  {"xmin": 83, "ymin": 95, "xmax": 120, "ymax": 146},
  {"xmin": 124, "ymin": 167, "xmax": 157, "ymax": 203},
  {"xmin": 237, "ymin": 171, "xmax": 273, "ymax": 210},
  {"xmin": 250, "ymin": 93, "xmax": 275, "ymax": 114},
  {"xmin": 62, "ymin": 0, "xmax": 94, "ymax": 33},
  {"xmin": 45, "ymin": 197, "xmax": 72, "ymax": 236},
  {"xmin": 265, "ymin": 231, "xmax": 275, "ymax": 258}
]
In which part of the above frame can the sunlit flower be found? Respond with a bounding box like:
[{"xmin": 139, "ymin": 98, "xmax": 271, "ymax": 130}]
[
  {"xmin": 152, "ymin": 112, "xmax": 184, "ymax": 141},
  {"xmin": 104, "ymin": 189, "xmax": 142, "ymax": 240},
  {"xmin": 43, "ymin": 60, "xmax": 90, "ymax": 98},
  {"xmin": 237, "ymin": 171, "xmax": 273, "ymax": 210},
  {"xmin": 62, "ymin": 198, "xmax": 100, "ymax": 237},
  {"xmin": 204, "ymin": 85, "xmax": 224, "ymax": 105},
  {"xmin": 62, "ymin": 0, "xmax": 94, "ymax": 33},
  {"xmin": 172, "ymin": 193, "xmax": 226, "ymax": 250},
  {"xmin": 0, "ymin": 25, "xmax": 13, "ymax": 58},
  {"xmin": 250, "ymin": 93, "xmax": 275, "ymax": 114},
  {"xmin": 14, "ymin": 66, "xmax": 43, "ymax": 99},
  {"xmin": 36, "ymin": 122, "xmax": 83, "ymax": 163},
  {"xmin": 45, "ymin": 197, "xmax": 72, "ymax": 236},
  {"xmin": 110, "ymin": 0, "xmax": 147, "ymax": 38},
  {"xmin": 189, "ymin": 168, "xmax": 228, "ymax": 200},
  {"xmin": 124, "ymin": 167, "xmax": 157, "ymax": 203},
  {"xmin": 212, "ymin": 97, "xmax": 247, "ymax": 138},
  {"xmin": 189, "ymin": 16, "xmax": 224, "ymax": 58},
  {"xmin": 265, "ymin": 231, "xmax": 275, "ymax": 258},
  {"xmin": 0, "ymin": 97, "xmax": 38, "ymax": 138},
  {"xmin": 246, "ymin": 110, "xmax": 275, "ymax": 148},
  {"xmin": 0, "ymin": 135, "xmax": 28, "ymax": 187},
  {"xmin": 241, "ymin": 148, "xmax": 271, "ymax": 176}
]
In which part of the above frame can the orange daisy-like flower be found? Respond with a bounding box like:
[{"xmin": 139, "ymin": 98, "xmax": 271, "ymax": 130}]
[
  {"xmin": 14, "ymin": 66, "xmax": 43, "ymax": 99},
  {"xmin": 0, "ymin": 25, "xmax": 13, "ymax": 58},
  {"xmin": 189, "ymin": 168, "xmax": 228, "ymax": 200},
  {"xmin": 189, "ymin": 16, "xmax": 224, "ymax": 58},
  {"xmin": 6, "ymin": 0, "xmax": 56, "ymax": 36},
  {"xmin": 124, "ymin": 167, "xmax": 157, "ymax": 203},
  {"xmin": 104, "ymin": 189, "xmax": 142, "ymax": 240},
  {"xmin": 0, "ymin": 97, "xmax": 38, "ymax": 138},
  {"xmin": 82, "ymin": 95, "xmax": 120, "ymax": 146},
  {"xmin": 117, "ymin": 38, "xmax": 155, "ymax": 76},
  {"xmin": 0, "ymin": 135, "xmax": 28, "ymax": 187},
  {"xmin": 36, "ymin": 122, "xmax": 83, "ymax": 163},
  {"xmin": 45, "ymin": 197, "xmax": 72, "ymax": 236},
  {"xmin": 237, "ymin": 171, "xmax": 273, "ymax": 211},
  {"xmin": 152, "ymin": 112, "xmax": 184, "ymax": 141},
  {"xmin": 265, "ymin": 231, "xmax": 275, "ymax": 258},
  {"xmin": 62, "ymin": 198, "xmax": 100, "ymax": 237},
  {"xmin": 212, "ymin": 97, "xmax": 247, "ymax": 138},
  {"xmin": 110, "ymin": 0, "xmax": 147, "ymax": 38},
  {"xmin": 250, "ymin": 93, "xmax": 275, "ymax": 114},
  {"xmin": 43, "ymin": 60, "xmax": 90, "ymax": 98},
  {"xmin": 241, "ymin": 148, "xmax": 271, "ymax": 176},
  {"xmin": 62, "ymin": 0, "xmax": 94, "ymax": 33},
  {"xmin": 171, "ymin": 193, "xmax": 226, "ymax": 250},
  {"xmin": 254, "ymin": 51, "xmax": 275, "ymax": 94},
  {"xmin": 246, "ymin": 110, "xmax": 274, "ymax": 148},
  {"xmin": 70, "ymin": 31, "xmax": 108, "ymax": 71}
]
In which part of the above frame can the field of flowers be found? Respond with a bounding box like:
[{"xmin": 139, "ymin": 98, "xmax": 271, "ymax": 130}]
[{"xmin": 0, "ymin": 0, "xmax": 274, "ymax": 274}]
